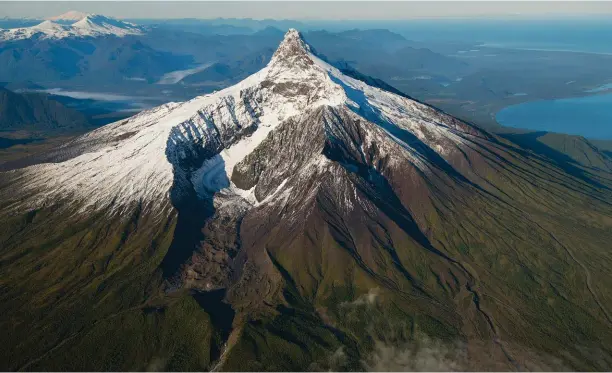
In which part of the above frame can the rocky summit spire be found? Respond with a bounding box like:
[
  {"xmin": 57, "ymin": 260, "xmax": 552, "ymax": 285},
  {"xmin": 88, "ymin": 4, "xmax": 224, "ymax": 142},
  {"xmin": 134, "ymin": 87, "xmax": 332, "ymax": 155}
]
[{"xmin": 270, "ymin": 29, "xmax": 313, "ymax": 68}]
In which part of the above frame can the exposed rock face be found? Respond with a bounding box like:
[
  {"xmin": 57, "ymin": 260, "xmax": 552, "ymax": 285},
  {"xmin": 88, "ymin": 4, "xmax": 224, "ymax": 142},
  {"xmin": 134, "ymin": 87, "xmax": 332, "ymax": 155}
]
[{"xmin": 1, "ymin": 29, "xmax": 612, "ymax": 371}]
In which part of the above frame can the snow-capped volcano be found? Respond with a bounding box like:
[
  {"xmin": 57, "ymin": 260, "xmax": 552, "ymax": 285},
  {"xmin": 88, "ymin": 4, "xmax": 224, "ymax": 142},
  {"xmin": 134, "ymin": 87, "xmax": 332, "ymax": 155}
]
[
  {"xmin": 46, "ymin": 10, "xmax": 89, "ymax": 22},
  {"xmin": 72, "ymin": 14, "xmax": 144, "ymax": 37},
  {"xmin": 3, "ymin": 29, "xmax": 612, "ymax": 372},
  {"xmin": 0, "ymin": 13, "xmax": 144, "ymax": 41},
  {"xmin": 6, "ymin": 29, "xmax": 477, "ymax": 214}
]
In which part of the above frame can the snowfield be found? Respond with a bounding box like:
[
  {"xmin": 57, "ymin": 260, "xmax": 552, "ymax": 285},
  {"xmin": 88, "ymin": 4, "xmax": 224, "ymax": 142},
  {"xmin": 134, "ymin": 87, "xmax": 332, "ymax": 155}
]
[{"xmin": 12, "ymin": 29, "xmax": 472, "ymax": 215}]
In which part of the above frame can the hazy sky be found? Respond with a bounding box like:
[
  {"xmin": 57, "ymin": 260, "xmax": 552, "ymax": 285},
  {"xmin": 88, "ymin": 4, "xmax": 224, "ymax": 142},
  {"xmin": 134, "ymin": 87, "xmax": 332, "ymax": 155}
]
[{"xmin": 2, "ymin": 1, "xmax": 612, "ymax": 20}]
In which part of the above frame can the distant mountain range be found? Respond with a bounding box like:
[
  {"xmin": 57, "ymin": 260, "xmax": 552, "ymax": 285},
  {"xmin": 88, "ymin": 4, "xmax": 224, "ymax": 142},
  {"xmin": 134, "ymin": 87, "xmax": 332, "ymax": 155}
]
[
  {"xmin": 0, "ymin": 33, "xmax": 193, "ymax": 84},
  {"xmin": 0, "ymin": 13, "xmax": 467, "ymax": 89},
  {"xmin": 0, "ymin": 14, "xmax": 144, "ymax": 41}
]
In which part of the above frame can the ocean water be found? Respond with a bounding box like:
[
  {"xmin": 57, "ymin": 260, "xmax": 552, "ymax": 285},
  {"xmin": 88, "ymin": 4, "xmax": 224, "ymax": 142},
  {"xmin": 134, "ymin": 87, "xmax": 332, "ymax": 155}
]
[
  {"xmin": 311, "ymin": 18, "xmax": 612, "ymax": 55},
  {"xmin": 496, "ymin": 94, "xmax": 612, "ymax": 139},
  {"xmin": 401, "ymin": 19, "xmax": 612, "ymax": 55}
]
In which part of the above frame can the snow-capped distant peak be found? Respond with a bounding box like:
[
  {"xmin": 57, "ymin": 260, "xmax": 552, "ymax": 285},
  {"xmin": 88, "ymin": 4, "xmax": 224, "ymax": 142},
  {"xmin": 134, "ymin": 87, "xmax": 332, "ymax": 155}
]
[
  {"xmin": 0, "ymin": 13, "xmax": 144, "ymax": 41},
  {"xmin": 46, "ymin": 10, "xmax": 89, "ymax": 21},
  {"xmin": 31, "ymin": 20, "xmax": 65, "ymax": 31},
  {"xmin": 72, "ymin": 14, "xmax": 143, "ymax": 37}
]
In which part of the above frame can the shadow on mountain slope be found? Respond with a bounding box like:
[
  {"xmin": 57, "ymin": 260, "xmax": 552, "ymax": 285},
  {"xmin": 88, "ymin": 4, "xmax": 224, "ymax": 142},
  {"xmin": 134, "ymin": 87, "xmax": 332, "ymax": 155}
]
[
  {"xmin": 501, "ymin": 131, "xmax": 612, "ymax": 188},
  {"xmin": 160, "ymin": 127, "xmax": 227, "ymax": 278},
  {"xmin": 328, "ymin": 74, "xmax": 474, "ymax": 187}
]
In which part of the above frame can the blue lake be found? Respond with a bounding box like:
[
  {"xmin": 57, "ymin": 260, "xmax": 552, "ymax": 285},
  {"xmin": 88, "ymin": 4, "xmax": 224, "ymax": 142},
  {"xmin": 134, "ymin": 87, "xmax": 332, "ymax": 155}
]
[{"xmin": 496, "ymin": 93, "xmax": 612, "ymax": 139}]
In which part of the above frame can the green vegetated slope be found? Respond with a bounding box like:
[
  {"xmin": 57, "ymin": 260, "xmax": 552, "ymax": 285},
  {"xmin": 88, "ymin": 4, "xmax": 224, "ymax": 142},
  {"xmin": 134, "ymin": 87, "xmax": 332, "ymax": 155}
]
[
  {"xmin": 499, "ymin": 130, "xmax": 612, "ymax": 172},
  {"xmin": 218, "ymin": 108, "xmax": 612, "ymax": 371},
  {"xmin": 0, "ymin": 199, "xmax": 216, "ymax": 371},
  {"xmin": 1, "ymin": 107, "xmax": 612, "ymax": 371}
]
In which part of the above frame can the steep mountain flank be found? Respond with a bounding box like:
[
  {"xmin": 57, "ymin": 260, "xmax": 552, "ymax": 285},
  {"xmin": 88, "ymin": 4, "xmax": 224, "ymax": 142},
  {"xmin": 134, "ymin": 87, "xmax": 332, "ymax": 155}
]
[
  {"xmin": 0, "ymin": 88, "xmax": 89, "ymax": 130},
  {"xmin": 1, "ymin": 30, "xmax": 612, "ymax": 371}
]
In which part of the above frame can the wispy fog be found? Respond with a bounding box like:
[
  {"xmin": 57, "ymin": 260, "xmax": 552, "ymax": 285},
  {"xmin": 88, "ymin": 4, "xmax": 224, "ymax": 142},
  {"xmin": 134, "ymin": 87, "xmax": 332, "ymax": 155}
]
[
  {"xmin": 157, "ymin": 62, "xmax": 215, "ymax": 85},
  {"xmin": 36, "ymin": 88, "xmax": 147, "ymax": 102},
  {"xmin": 363, "ymin": 338, "xmax": 466, "ymax": 371}
]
